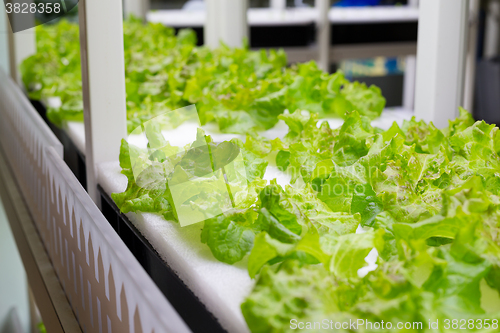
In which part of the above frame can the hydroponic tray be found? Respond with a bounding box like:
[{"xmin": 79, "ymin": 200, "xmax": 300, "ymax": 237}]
[
  {"xmin": 32, "ymin": 101, "xmax": 233, "ymax": 332},
  {"xmin": 99, "ymin": 186, "xmax": 227, "ymax": 333},
  {"xmin": 32, "ymin": 100, "xmax": 414, "ymax": 333},
  {"xmin": 31, "ymin": 100, "xmax": 87, "ymax": 189}
]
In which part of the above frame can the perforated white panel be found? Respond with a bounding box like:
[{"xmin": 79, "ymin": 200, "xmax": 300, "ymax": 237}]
[{"xmin": 0, "ymin": 68, "xmax": 190, "ymax": 333}]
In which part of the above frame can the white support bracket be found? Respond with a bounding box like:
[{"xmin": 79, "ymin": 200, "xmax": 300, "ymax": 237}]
[
  {"xmin": 402, "ymin": 55, "xmax": 417, "ymax": 111},
  {"xmin": 270, "ymin": 0, "xmax": 286, "ymax": 11},
  {"xmin": 124, "ymin": 0, "xmax": 149, "ymax": 21},
  {"xmin": 78, "ymin": 0, "xmax": 128, "ymax": 205},
  {"xmin": 414, "ymin": 0, "xmax": 469, "ymax": 128},
  {"xmin": 317, "ymin": 0, "xmax": 331, "ymax": 72},
  {"xmin": 408, "ymin": 0, "xmax": 419, "ymax": 7},
  {"xmin": 204, "ymin": 0, "xmax": 249, "ymax": 48},
  {"xmin": 463, "ymin": 0, "xmax": 480, "ymax": 112},
  {"xmin": 484, "ymin": 0, "xmax": 500, "ymax": 59},
  {"xmin": 4, "ymin": 9, "xmax": 35, "ymax": 85}
]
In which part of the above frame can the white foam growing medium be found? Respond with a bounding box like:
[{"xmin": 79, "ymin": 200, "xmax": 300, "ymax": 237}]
[
  {"xmin": 64, "ymin": 121, "xmax": 86, "ymax": 154},
  {"xmin": 65, "ymin": 107, "xmax": 413, "ymax": 155}
]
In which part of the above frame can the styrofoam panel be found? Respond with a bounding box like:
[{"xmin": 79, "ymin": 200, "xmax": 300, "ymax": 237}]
[{"xmin": 67, "ymin": 107, "xmax": 414, "ymax": 155}]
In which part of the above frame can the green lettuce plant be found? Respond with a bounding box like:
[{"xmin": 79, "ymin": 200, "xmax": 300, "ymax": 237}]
[
  {"xmin": 21, "ymin": 19, "xmax": 386, "ymax": 134},
  {"xmin": 112, "ymin": 106, "xmax": 500, "ymax": 332}
]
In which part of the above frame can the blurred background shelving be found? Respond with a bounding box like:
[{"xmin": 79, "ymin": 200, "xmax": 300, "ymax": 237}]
[{"xmin": 147, "ymin": 1, "xmax": 419, "ymax": 108}]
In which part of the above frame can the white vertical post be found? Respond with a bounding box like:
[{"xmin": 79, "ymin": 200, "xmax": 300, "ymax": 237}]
[
  {"xmin": 78, "ymin": 0, "xmax": 128, "ymax": 204},
  {"xmin": 402, "ymin": 55, "xmax": 416, "ymax": 110},
  {"xmin": 4, "ymin": 0, "xmax": 36, "ymax": 84},
  {"xmin": 5, "ymin": 11, "xmax": 35, "ymax": 86},
  {"xmin": 407, "ymin": 0, "xmax": 418, "ymax": 110},
  {"xmin": 484, "ymin": 0, "xmax": 500, "ymax": 59},
  {"xmin": 124, "ymin": 0, "xmax": 149, "ymax": 21},
  {"xmin": 7, "ymin": 28, "xmax": 35, "ymax": 85},
  {"xmin": 414, "ymin": 0, "xmax": 469, "ymax": 128},
  {"xmin": 0, "ymin": 6, "xmax": 10, "ymax": 75},
  {"xmin": 463, "ymin": 0, "xmax": 480, "ymax": 112},
  {"xmin": 317, "ymin": 0, "xmax": 330, "ymax": 72},
  {"xmin": 408, "ymin": 0, "xmax": 419, "ymax": 7},
  {"xmin": 271, "ymin": 0, "xmax": 286, "ymax": 11},
  {"xmin": 204, "ymin": 0, "xmax": 248, "ymax": 48},
  {"xmin": 0, "ymin": 0, "xmax": 36, "ymax": 85},
  {"xmin": 205, "ymin": 0, "xmax": 219, "ymax": 48},
  {"xmin": 220, "ymin": 0, "xmax": 248, "ymax": 48}
]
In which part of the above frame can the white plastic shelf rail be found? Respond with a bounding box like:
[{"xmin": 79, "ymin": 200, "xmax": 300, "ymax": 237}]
[
  {"xmin": 147, "ymin": 6, "xmax": 419, "ymax": 27},
  {"xmin": 0, "ymin": 67, "xmax": 190, "ymax": 333},
  {"xmin": 0, "ymin": 69, "xmax": 63, "ymax": 227}
]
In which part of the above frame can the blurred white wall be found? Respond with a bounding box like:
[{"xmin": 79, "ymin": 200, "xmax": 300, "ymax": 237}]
[{"xmin": 0, "ymin": 199, "xmax": 29, "ymax": 333}]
